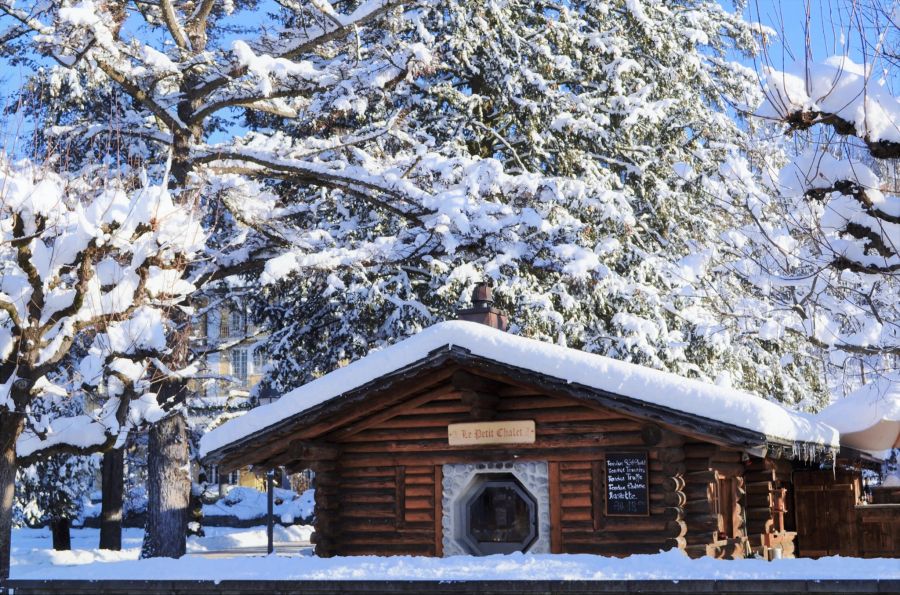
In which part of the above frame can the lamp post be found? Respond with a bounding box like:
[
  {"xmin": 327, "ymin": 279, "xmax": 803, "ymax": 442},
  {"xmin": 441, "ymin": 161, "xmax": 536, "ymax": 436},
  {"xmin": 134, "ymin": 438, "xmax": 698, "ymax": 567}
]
[{"xmin": 267, "ymin": 469, "xmax": 275, "ymax": 555}]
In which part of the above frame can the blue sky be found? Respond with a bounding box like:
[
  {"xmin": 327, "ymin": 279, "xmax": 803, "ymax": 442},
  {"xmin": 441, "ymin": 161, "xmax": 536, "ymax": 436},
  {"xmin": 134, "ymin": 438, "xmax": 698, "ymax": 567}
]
[{"xmin": 0, "ymin": 0, "xmax": 888, "ymax": 152}]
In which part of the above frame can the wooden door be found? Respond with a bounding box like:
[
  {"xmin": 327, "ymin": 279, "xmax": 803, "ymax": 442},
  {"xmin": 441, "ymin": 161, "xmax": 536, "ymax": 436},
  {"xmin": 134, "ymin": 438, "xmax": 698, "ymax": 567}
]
[{"xmin": 793, "ymin": 470, "xmax": 860, "ymax": 557}]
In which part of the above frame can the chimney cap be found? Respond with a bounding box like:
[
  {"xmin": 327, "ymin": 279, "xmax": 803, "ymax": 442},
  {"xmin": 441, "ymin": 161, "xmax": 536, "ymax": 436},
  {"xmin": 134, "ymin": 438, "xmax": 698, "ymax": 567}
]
[
  {"xmin": 471, "ymin": 282, "xmax": 493, "ymax": 308},
  {"xmin": 456, "ymin": 281, "xmax": 508, "ymax": 331}
]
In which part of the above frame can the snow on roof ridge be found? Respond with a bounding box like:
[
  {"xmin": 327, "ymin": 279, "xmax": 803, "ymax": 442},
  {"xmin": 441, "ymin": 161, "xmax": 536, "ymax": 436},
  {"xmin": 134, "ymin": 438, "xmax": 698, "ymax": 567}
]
[{"xmin": 200, "ymin": 320, "xmax": 839, "ymax": 459}]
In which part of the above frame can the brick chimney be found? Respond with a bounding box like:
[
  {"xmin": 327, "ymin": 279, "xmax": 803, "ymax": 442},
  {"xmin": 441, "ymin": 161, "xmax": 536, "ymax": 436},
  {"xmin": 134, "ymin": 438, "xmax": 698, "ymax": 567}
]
[{"xmin": 456, "ymin": 282, "xmax": 508, "ymax": 331}]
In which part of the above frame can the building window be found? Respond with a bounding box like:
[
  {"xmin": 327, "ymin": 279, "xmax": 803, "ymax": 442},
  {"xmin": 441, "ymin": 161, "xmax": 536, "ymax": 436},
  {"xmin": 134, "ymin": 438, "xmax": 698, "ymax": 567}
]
[
  {"xmin": 218, "ymin": 311, "xmax": 230, "ymax": 338},
  {"xmin": 231, "ymin": 349, "xmax": 248, "ymax": 385},
  {"xmin": 230, "ymin": 311, "xmax": 244, "ymax": 336},
  {"xmin": 252, "ymin": 348, "xmax": 266, "ymax": 371}
]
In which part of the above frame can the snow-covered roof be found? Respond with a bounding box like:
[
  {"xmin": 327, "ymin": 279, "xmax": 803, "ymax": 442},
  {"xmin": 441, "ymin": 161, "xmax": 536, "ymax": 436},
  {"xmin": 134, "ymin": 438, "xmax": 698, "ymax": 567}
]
[
  {"xmin": 200, "ymin": 321, "xmax": 839, "ymax": 460},
  {"xmin": 816, "ymin": 374, "xmax": 900, "ymax": 457}
]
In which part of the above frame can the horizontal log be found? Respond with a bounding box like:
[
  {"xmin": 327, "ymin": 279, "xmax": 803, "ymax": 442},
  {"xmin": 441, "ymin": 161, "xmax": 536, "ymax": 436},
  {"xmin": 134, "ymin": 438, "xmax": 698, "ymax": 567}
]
[
  {"xmin": 663, "ymin": 491, "xmax": 688, "ymax": 507},
  {"xmin": 685, "ymin": 458, "xmax": 712, "ymax": 472},
  {"xmin": 497, "ymin": 397, "xmax": 614, "ymax": 414},
  {"xmin": 562, "ymin": 508, "xmax": 593, "ymax": 522},
  {"xmin": 560, "ymin": 470, "xmax": 592, "ymax": 482},
  {"xmin": 563, "ymin": 531, "xmax": 673, "ymax": 545},
  {"xmin": 376, "ymin": 412, "xmax": 472, "ymax": 429},
  {"xmin": 338, "ymin": 432, "xmax": 653, "ymax": 454},
  {"xmin": 650, "ymin": 506, "xmax": 684, "ymax": 520},
  {"xmin": 404, "ymin": 475, "xmax": 434, "ymax": 486},
  {"xmin": 657, "ymin": 462, "xmax": 687, "ymax": 476},
  {"xmin": 562, "ymin": 495, "xmax": 591, "ymax": 508},
  {"xmin": 685, "ymin": 499, "xmax": 714, "ymax": 515},
  {"xmin": 338, "ymin": 476, "xmax": 398, "ymax": 488},
  {"xmin": 404, "ymin": 497, "xmax": 434, "ymax": 510},
  {"xmin": 560, "ymin": 461, "xmax": 592, "ymax": 471},
  {"xmin": 336, "ymin": 519, "xmax": 432, "ymax": 531},
  {"xmin": 338, "ymin": 448, "xmax": 636, "ymax": 468},
  {"xmin": 338, "ymin": 466, "xmax": 396, "ymax": 478},
  {"xmin": 683, "ymin": 444, "xmax": 718, "ymax": 458},
  {"xmin": 408, "ymin": 402, "xmax": 470, "ymax": 415},
  {"xmin": 656, "ymin": 448, "xmax": 687, "ymax": 463},
  {"xmin": 563, "ymin": 541, "xmax": 680, "ymax": 555},
  {"xmin": 743, "ymin": 470, "xmax": 775, "ymax": 483},
  {"xmin": 404, "ymin": 486, "xmax": 432, "ymax": 498},
  {"xmin": 337, "ymin": 543, "xmax": 436, "ymax": 556},
  {"xmin": 340, "ymin": 493, "xmax": 396, "ymax": 505},
  {"xmin": 684, "ymin": 483, "xmax": 714, "ymax": 500},
  {"xmin": 684, "ymin": 470, "xmax": 716, "ymax": 484},
  {"xmin": 685, "ymin": 532, "xmax": 718, "ymax": 546},
  {"xmin": 560, "ymin": 481, "xmax": 590, "ymax": 496},
  {"xmin": 662, "ymin": 476, "xmax": 686, "ymax": 492},
  {"xmin": 404, "ymin": 511, "xmax": 434, "ymax": 523},
  {"xmin": 591, "ymin": 518, "xmax": 686, "ymax": 534},
  {"xmin": 539, "ymin": 420, "xmax": 644, "ymax": 434},
  {"xmin": 341, "ymin": 507, "xmax": 397, "ymax": 519}
]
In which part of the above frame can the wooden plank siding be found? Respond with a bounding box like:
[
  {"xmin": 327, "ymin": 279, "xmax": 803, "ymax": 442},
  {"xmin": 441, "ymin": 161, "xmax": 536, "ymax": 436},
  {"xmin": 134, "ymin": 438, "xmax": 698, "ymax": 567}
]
[{"xmin": 322, "ymin": 379, "xmax": 700, "ymax": 558}]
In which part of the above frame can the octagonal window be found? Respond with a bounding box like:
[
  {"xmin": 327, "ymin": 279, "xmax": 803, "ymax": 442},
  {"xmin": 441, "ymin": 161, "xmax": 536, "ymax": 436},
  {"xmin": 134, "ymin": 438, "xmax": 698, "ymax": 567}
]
[{"xmin": 460, "ymin": 473, "xmax": 538, "ymax": 555}]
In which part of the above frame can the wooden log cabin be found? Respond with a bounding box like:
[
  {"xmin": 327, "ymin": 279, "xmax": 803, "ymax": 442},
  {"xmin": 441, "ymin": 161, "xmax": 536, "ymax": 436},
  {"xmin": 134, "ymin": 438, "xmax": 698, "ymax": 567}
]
[{"xmin": 201, "ymin": 287, "xmax": 868, "ymax": 560}]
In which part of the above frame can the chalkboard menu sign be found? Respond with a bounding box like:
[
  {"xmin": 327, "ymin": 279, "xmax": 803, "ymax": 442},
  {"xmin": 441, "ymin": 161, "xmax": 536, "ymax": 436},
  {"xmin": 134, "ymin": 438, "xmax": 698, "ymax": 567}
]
[{"xmin": 605, "ymin": 452, "xmax": 649, "ymax": 516}]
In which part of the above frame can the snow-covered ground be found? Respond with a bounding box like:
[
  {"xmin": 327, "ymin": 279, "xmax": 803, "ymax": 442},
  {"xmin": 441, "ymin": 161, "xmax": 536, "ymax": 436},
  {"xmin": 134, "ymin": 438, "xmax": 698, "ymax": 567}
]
[
  {"xmin": 9, "ymin": 527, "xmax": 899, "ymax": 581},
  {"xmin": 10, "ymin": 525, "xmax": 313, "ymax": 578}
]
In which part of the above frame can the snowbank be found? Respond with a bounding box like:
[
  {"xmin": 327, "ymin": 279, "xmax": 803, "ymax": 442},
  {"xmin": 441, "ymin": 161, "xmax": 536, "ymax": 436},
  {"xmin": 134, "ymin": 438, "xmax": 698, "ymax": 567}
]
[
  {"xmin": 202, "ymin": 487, "xmax": 315, "ymax": 524},
  {"xmin": 201, "ymin": 321, "xmax": 838, "ymax": 458},
  {"xmin": 11, "ymin": 547, "xmax": 900, "ymax": 581}
]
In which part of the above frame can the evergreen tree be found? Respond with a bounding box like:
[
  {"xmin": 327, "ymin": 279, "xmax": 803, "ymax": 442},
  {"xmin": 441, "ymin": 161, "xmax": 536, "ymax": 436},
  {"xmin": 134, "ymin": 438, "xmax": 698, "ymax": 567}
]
[{"xmin": 249, "ymin": 0, "xmax": 828, "ymax": 408}]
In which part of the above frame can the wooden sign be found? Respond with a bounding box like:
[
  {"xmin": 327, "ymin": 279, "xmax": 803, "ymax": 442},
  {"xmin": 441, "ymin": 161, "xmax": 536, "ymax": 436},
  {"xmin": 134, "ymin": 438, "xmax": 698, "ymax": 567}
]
[
  {"xmin": 605, "ymin": 452, "xmax": 649, "ymax": 516},
  {"xmin": 448, "ymin": 420, "xmax": 536, "ymax": 446}
]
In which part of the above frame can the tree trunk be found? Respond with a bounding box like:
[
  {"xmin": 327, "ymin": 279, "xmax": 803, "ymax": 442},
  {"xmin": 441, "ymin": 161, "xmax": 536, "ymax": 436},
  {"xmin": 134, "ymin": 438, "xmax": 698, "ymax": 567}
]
[
  {"xmin": 141, "ymin": 411, "xmax": 190, "ymax": 559},
  {"xmin": 99, "ymin": 447, "xmax": 124, "ymax": 551},
  {"xmin": 50, "ymin": 518, "xmax": 71, "ymax": 551},
  {"xmin": 0, "ymin": 412, "xmax": 25, "ymax": 582}
]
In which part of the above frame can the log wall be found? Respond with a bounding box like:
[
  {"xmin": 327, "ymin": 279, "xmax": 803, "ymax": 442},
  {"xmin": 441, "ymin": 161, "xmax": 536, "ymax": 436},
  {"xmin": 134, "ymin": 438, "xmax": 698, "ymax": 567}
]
[{"xmin": 314, "ymin": 381, "xmax": 716, "ymax": 558}]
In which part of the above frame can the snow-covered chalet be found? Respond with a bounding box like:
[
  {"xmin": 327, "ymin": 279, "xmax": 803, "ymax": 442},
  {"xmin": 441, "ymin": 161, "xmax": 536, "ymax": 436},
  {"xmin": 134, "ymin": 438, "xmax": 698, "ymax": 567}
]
[{"xmin": 200, "ymin": 284, "xmax": 899, "ymax": 560}]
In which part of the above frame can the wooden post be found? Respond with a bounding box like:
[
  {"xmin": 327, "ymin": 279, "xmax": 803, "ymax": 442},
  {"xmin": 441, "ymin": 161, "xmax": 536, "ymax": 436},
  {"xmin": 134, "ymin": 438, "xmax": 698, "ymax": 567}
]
[
  {"xmin": 434, "ymin": 465, "xmax": 444, "ymax": 557},
  {"xmin": 266, "ymin": 469, "xmax": 275, "ymax": 555},
  {"xmin": 549, "ymin": 462, "xmax": 562, "ymax": 553}
]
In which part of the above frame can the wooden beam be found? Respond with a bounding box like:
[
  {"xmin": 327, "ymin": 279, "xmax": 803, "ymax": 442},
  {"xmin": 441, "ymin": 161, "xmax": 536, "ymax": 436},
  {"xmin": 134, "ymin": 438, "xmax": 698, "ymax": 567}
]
[
  {"xmin": 434, "ymin": 465, "xmax": 443, "ymax": 557},
  {"xmin": 549, "ymin": 461, "xmax": 562, "ymax": 553},
  {"xmin": 329, "ymin": 385, "xmax": 464, "ymax": 441}
]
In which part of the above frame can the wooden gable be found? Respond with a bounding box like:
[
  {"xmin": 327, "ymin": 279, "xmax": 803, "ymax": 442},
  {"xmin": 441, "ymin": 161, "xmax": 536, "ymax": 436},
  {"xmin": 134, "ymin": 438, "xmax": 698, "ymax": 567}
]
[{"xmin": 207, "ymin": 346, "xmax": 776, "ymax": 474}]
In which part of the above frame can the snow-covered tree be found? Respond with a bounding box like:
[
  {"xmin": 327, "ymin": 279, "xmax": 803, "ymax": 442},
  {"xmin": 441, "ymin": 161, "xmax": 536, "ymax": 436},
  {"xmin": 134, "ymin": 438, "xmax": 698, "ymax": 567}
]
[
  {"xmin": 16, "ymin": 453, "xmax": 96, "ymax": 551},
  {"xmin": 717, "ymin": 38, "xmax": 899, "ymax": 395},
  {"xmin": 0, "ymin": 157, "xmax": 203, "ymax": 577},
  {"xmin": 246, "ymin": 0, "xmax": 828, "ymax": 408},
  {"xmin": 14, "ymin": 378, "xmax": 97, "ymax": 551}
]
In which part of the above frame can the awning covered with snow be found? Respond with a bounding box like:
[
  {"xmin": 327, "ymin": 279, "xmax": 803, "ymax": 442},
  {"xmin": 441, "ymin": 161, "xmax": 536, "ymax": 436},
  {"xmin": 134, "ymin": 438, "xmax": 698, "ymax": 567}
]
[
  {"xmin": 816, "ymin": 374, "xmax": 900, "ymax": 458},
  {"xmin": 200, "ymin": 321, "xmax": 839, "ymax": 467}
]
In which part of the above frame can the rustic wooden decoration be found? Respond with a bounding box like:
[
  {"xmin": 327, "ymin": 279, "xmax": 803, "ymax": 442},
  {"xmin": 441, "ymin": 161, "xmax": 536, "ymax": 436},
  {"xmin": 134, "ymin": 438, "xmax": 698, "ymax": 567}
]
[{"xmin": 605, "ymin": 452, "xmax": 650, "ymax": 516}]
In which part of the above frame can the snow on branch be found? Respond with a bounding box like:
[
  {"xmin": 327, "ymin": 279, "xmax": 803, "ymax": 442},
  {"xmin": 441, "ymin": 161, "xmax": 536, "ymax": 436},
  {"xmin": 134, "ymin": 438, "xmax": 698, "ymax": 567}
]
[
  {"xmin": 0, "ymin": 156, "xmax": 205, "ymax": 459},
  {"xmin": 759, "ymin": 55, "xmax": 900, "ymax": 158}
]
